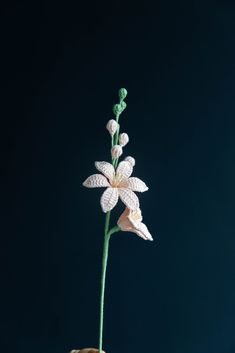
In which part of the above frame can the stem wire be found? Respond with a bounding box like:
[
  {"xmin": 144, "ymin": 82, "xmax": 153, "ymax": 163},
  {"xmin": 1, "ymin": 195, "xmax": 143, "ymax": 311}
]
[{"xmin": 98, "ymin": 212, "xmax": 111, "ymax": 353}]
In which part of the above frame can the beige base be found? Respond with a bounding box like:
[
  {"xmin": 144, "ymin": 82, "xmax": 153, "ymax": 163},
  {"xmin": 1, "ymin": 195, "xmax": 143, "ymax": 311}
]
[{"xmin": 70, "ymin": 349, "xmax": 105, "ymax": 353}]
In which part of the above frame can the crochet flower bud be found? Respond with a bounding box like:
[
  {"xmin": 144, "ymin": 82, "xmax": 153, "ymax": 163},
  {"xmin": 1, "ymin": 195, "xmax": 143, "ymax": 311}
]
[
  {"xmin": 119, "ymin": 133, "xmax": 129, "ymax": 147},
  {"xmin": 111, "ymin": 145, "xmax": 123, "ymax": 159},
  {"xmin": 120, "ymin": 101, "xmax": 127, "ymax": 111},
  {"xmin": 124, "ymin": 156, "xmax": 135, "ymax": 166},
  {"xmin": 119, "ymin": 88, "xmax": 128, "ymax": 101},
  {"xmin": 112, "ymin": 104, "xmax": 122, "ymax": 116},
  {"xmin": 106, "ymin": 119, "xmax": 119, "ymax": 136}
]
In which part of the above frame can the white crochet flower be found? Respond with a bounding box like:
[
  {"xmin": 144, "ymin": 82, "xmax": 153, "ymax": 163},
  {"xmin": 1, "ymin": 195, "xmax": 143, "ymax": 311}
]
[
  {"xmin": 117, "ymin": 207, "xmax": 153, "ymax": 241},
  {"xmin": 83, "ymin": 161, "xmax": 148, "ymax": 213}
]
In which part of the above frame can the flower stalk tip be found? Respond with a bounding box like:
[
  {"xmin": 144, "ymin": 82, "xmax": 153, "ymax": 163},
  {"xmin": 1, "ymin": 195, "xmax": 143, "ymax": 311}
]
[{"xmin": 118, "ymin": 88, "xmax": 128, "ymax": 101}]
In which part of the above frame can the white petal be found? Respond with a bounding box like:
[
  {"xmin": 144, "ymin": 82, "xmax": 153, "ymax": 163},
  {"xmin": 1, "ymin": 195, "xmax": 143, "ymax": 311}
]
[
  {"xmin": 83, "ymin": 174, "xmax": 110, "ymax": 188},
  {"xmin": 119, "ymin": 188, "xmax": 139, "ymax": 211},
  {"xmin": 128, "ymin": 208, "xmax": 143, "ymax": 225},
  {"xmin": 136, "ymin": 222, "xmax": 153, "ymax": 241},
  {"xmin": 127, "ymin": 177, "xmax": 148, "ymax": 192},
  {"xmin": 116, "ymin": 161, "xmax": 133, "ymax": 179},
  {"xmin": 95, "ymin": 161, "xmax": 115, "ymax": 182},
  {"xmin": 100, "ymin": 187, "xmax": 119, "ymax": 213},
  {"xmin": 124, "ymin": 156, "xmax": 135, "ymax": 166}
]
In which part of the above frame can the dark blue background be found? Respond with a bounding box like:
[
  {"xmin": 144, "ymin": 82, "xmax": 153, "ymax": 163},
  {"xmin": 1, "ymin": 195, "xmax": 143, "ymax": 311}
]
[{"xmin": 1, "ymin": 1, "xmax": 235, "ymax": 352}]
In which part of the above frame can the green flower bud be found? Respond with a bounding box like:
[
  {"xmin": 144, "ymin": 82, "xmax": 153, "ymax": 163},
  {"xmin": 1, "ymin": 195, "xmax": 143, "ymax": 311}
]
[
  {"xmin": 120, "ymin": 101, "xmax": 127, "ymax": 111},
  {"xmin": 119, "ymin": 88, "xmax": 128, "ymax": 101},
  {"xmin": 113, "ymin": 103, "xmax": 122, "ymax": 116}
]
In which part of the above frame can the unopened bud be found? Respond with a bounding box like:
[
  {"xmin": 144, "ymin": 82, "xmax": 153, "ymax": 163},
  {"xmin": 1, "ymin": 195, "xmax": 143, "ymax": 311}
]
[
  {"xmin": 124, "ymin": 156, "xmax": 135, "ymax": 166},
  {"xmin": 111, "ymin": 145, "xmax": 123, "ymax": 159},
  {"xmin": 119, "ymin": 133, "xmax": 129, "ymax": 147},
  {"xmin": 119, "ymin": 88, "xmax": 128, "ymax": 101},
  {"xmin": 120, "ymin": 101, "xmax": 127, "ymax": 111},
  {"xmin": 106, "ymin": 119, "xmax": 119, "ymax": 136},
  {"xmin": 113, "ymin": 104, "xmax": 122, "ymax": 116}
]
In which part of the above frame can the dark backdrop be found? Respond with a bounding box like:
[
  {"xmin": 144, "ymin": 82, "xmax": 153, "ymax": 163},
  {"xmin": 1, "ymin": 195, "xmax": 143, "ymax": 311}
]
[{"xmin": 1, "ymin": 1, "xmax": 235, "ymax": 353}]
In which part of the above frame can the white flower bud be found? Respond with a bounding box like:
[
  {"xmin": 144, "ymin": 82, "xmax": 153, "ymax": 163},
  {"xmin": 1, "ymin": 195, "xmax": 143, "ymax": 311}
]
[
  {"xmin": 106, "ymin": 119, "xmax": 119, "ymax": 136},
  {"xmin": 119, "ymin": 133, "xmax": 129, "ymax": 147},
  {"xmin": 111, "ymin": 145, "xmax": 123, "ymax": 159},
  {"xmin": 124, "ymin": 156, "xmax": 135, "ymax": 166}
]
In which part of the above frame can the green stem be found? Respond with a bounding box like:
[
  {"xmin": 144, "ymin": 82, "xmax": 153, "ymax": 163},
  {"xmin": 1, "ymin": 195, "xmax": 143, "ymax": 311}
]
[
  {"xmin": 111, "ymin": 113, "xmax": 121, "ymax": 167},
  {"xmin": 114, "ymin": 157, "xmax": 119, "ymax": 169},
  {"xmin": 104, "ymin": 211, "xmax": 111, "ymax": 235},
  {"xmin": 107, "ymin": 225, "xmax": 120, "ymax": 237},
  {"xmin": 114, "ymin": 113, "xmax": 120, "ymax": 146},
  {"xmin": 98, "ymin": 213, "xmax": 119, "ymax": 353}
]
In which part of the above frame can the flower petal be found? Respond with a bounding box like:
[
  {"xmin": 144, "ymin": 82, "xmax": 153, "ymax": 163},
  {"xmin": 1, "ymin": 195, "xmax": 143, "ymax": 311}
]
[
  {"xmin": 117, "ymin": 207, "xmax": 132, "ymax": 231},
  {"xmin": 100, "ymin": 187, "xmax": 119, "ymax": 213},
  {"xmin": 116, "ymin": 161, "xmax": 133, "ymax": 179},
  {"xmin": 124, "ymin": 156, "xmax": 135, "ymax": 167},
  {"xmin": 135, "ymin": 222, "xmax": 153, "ymax": 241},
  {"xmin": 117, "ymin": 207, "xmax": 153, "ymax": 241},
  {"xmin": 119, "ymin": 189, "xmax": 139, "ymax": 211},
  {"xmin": 127, "ymin": 177, "xmax": 148, "ymax": 192},
  {"xmin": 127, "ymin": 208, "xmax": 143, "ymax": 225},
  {"xmin": 83, "ymin": 174, "xmax": 110, "ymax": 188},
  {"xmin": 95, "ymin": 161, "xmax": 115, "ymax": 182}
]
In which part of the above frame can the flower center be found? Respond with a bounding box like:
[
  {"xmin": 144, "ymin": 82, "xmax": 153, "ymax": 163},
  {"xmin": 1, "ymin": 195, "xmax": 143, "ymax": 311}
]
[{"xmin": 111, "ymin": 173, "xmax": 125, "ymax": 187}]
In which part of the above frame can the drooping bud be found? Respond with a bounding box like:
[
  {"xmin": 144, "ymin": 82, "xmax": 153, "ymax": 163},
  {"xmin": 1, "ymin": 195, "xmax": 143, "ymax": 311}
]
[
  {"xmin": 124, "ymin": 156, "xmax": 135, "ymax": 166},
  {"xmin": 119, "ymin": 133, "xmax": 129, "ymax": 147},
  {"xmin": 119, "ymin": 88, "xmax": 128, "ymax": 101},
  {"xmin": 111, "ymin": 145, "xmax": 123, "ymax": 159},
  {"xmin": 106, "ymin": 119, "xmax": 119, "ymax": 136},
  {"xmin": 112, "ymin": 104, "xmax": 122, "ymax": 116}
]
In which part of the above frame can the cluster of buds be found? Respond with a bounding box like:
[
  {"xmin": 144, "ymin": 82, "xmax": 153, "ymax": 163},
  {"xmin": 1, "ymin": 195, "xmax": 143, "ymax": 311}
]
[
  {"xmin": 110, "ymin": 131, "xmax": 129, "ymax": 159},
  {"xmin": 106, "ymin": 88, "xmax": 130, "ymax": 163}
]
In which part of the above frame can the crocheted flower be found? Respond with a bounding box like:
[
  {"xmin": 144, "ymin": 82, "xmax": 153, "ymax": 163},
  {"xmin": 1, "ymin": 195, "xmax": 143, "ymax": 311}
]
[
  {"xmin": 83, "ymin": 161, "xmax": 148, "ymax": 213},
  {"xmin": 117, "ymin": 207, "xmax": 153, "ymax": 241}
]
